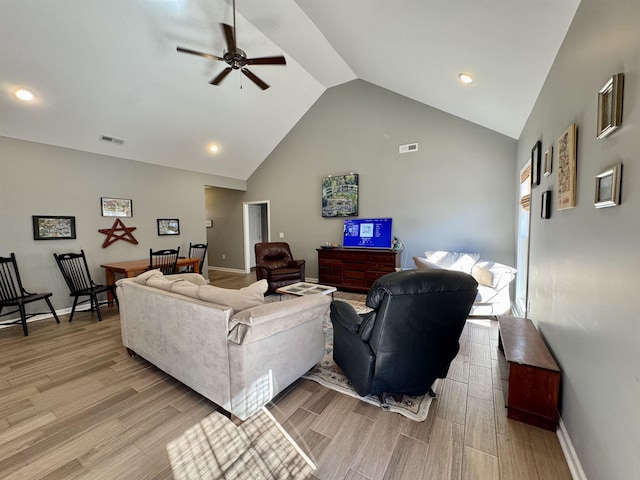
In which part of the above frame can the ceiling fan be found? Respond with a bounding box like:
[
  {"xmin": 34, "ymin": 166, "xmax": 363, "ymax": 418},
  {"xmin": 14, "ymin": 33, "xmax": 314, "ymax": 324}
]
[{"xmin": 177, "ymin": 0, "xmax": 286, "ymax": 90}]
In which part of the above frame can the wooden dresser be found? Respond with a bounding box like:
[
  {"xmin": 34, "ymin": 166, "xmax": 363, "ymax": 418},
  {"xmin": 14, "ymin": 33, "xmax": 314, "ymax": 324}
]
[
  {"xmin": 317, "ymin": 248, "xmax": 400, "ymax": 292},
  {"xmin": 497, "ymin": 316, "xmax": 561, "ymax": 431}
]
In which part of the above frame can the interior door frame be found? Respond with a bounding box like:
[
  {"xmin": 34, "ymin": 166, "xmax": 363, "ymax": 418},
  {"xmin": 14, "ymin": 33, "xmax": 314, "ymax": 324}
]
[{"xmin": 243, "ymin": 200, "xmax": 270, "ymax": 273}]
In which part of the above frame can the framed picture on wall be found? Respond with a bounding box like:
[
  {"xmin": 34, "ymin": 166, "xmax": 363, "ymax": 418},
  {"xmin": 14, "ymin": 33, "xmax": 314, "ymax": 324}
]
[
  {"xmin": 594, "ymin": 163, "xmax": 622, "ymax": 208},
  {"xmin": 541, "ymin": 191, "xmax": 552, "ymax": 219},
  {"xmin": 557, "ymin": 124, "xmax": 577, "ymax": 210},
  {"xmin": 32, "ymin": 215, "xmax": 76, "ymax": 240},
  {"xmin": 597, "ymin": 73, "xmax": 624, "ymax": 139},
  {"xmin": 531, "ymin": 141, "xmax": 542, "ymax": 186},
  {"xmin": 543, "ymin": 146, "xmax": 553, "ymax": 177},
  {"xmin": 157, "ymin": 219, "xmax": 180, "ymax": 235},
  {"xmin": 322, "ymin": 173, "xmax": 359, "ymax": 217},
  {"xmin": 101, "ymin": 197, "xmax": 132, "ymax": 217}
]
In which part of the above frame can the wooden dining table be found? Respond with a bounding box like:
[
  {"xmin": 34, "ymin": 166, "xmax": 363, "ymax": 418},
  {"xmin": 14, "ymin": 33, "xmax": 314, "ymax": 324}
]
[{"xmin": 101, "ymin": 257, "xmax": 200, "ymax": 305}]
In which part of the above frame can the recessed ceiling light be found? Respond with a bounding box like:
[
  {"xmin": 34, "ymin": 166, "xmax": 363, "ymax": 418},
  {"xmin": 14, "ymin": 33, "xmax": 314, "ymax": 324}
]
[
  {"xmin": 208, "ymin": 144, "xmax": 219, "ymax": 153},
  {"xmin": 458, "ymin": 73, "xmax": 474, "ymax": 84},
  {"xmin": 15, "ymin": 88, "xmax": 35, "ymax": 101}
]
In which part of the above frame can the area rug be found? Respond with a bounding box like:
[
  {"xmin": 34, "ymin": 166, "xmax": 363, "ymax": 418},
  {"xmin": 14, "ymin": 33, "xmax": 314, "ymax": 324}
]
[{"xmin": 302, "ymin": 299, "xmax": 434, "ymax": 422}]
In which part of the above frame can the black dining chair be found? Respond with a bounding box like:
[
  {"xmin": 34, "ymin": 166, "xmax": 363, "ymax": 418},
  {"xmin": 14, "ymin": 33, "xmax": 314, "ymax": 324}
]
[
  {"xmin": 0, "ymin": 253, "xmax": 60, "ymax": 336},
  {"xmin": 149, "ymin": 247, "xmax": 180, "ymax": 274},
  {"xmin": 183, "ymin": 242, "xmax": 208, "ymax": 273},
  {"xmin": 53, "ymin": 250, "xmax": 117, "ymax": 322}
]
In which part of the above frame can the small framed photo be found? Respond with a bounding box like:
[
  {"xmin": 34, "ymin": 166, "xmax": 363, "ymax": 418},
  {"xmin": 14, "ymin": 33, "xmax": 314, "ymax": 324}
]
[
  {"xmin": 32, "ymin": 215, "xmax": 76, "ymax": 240},
  {"xmin": 157, "ymin": 218, "xmax": 180, "ymax": 235},
  {"xmin": 543, "ymin": 146, "xmax": 553, "ymax": 177},
  {"xmin": 101, "ymin": 197, "xmax": 132, "ymax": 217},
  {"xmin": 541, "ymin": 191, "xmax": 552, "ymax": 219},
  {"xmin": 597, "ymin": 73, "xmax": 624, "ymax": 139},
  {"xmin": 594, "ymin": 163, "xmax": 622, "ymax": 208},
  {"xmin": 531, "ymin": 140, "xmax": 542, "ymax": 186}
]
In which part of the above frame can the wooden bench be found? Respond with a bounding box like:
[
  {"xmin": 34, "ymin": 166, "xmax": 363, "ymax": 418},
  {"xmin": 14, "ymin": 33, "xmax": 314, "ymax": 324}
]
[{"xmin": 497, "ymin": 316, "xmax": 560, "ymax": 431}]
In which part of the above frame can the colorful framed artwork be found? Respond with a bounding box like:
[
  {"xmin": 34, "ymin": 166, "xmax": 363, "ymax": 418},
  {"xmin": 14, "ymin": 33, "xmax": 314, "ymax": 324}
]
[
  {"xmin": 322, "ymin": 173, "xmax": 359, "ymax": 217},
  {"xmin": 157, "ymin": 218, "xmax": 180, "ymax": 235},
  {"xmin": 32, "ymin": 215, "xmax": 76, "ymax": 240},
  {"xmin": 557, "ymin": 124, "xmax": 577, "ymax": 210},
  {"xmin": 101, "ymin": 197, "xmax": 133, "ymax": 217}
]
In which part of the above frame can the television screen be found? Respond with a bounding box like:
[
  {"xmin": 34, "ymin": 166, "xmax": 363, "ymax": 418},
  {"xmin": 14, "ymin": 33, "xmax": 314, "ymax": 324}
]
[{"xmin": 343, "ymin": 218, "xmax": 393, "ymax": 249}]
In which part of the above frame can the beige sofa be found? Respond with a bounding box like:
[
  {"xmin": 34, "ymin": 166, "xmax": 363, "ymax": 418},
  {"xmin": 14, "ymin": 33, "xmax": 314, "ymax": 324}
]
[
  {"xmin": 116, "ymin": 270, "xmax": 330, "ymax": 420},
  {"xmin": 413, "ymin": 251, "xmax": 516, "ymax": 316}
]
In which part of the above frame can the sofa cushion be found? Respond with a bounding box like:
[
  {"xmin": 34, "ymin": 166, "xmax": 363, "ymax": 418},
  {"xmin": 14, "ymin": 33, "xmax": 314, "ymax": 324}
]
[
  {"xmin": 413, "ymin": 256, "xmax": 445, "ymax": 270},
  {"xmin": 135, "ymin": 269, "xmax": 163, "ymax": 284},
  {"xmin": 228, "ymin": 294, "xmax": 330, "ymax": 344},
  {"xmin": 471, "ymin": 264, "xmax": 494, "ymax": 287},
  {"xmin": 197, "ymin": 280, "xmax": 267, "ymax": 312},
  {"xmin": 424, "ymin": 251, "xmax": 480, "ymax": 273},
  {"xmin": 171, "ymin": 279, "xmax": 200, "ymax": 298},
  {"xmin": 135, "ymin": 269, "xmax": 209, "ymax": 286},
  {"xmin": 166, "ymin": 273, "xmax": 209, "ymax": 286}
]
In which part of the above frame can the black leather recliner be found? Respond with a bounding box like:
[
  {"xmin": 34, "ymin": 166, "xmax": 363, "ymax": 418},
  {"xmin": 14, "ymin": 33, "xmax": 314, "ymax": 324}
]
[{"xmin": 330, "ymin": 269, "xmax": 478, "ymax": 397}]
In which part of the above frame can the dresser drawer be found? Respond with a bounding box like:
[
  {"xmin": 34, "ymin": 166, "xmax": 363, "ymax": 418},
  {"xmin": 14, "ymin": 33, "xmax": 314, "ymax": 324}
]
[{"xmin": 320, "ymin": 266, "xmax": 342, "ymax": 276}]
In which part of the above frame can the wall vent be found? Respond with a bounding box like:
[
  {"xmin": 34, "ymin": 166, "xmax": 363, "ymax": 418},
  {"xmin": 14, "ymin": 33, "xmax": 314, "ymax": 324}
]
[
  {"xmin": 100, "ymin": 135, "xmax": 125, "ymax": 145},
  {"xmin": 399, "ymin": 142, "xmax": 418, "ymax": 154}
]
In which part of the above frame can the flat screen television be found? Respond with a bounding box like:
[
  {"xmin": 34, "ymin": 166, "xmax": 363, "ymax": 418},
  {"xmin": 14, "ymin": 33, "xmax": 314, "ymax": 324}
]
[{"xmin": 343, "ymin": 218, "xmax": 393, "ymax": 249}]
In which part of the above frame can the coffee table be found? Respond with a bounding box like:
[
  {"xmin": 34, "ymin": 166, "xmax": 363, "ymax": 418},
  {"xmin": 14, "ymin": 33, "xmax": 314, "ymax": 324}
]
[{"xmin": 276, "ymin": 282, "xmax": 336, "ymax": 299}]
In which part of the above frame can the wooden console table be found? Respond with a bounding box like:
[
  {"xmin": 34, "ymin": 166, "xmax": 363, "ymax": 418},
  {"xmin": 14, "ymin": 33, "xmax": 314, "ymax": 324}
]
[
  {"xmin": 497, "ymin": 316, "xmax": 560, "ymax": 431},
  {"xmin": 101, "ymin": 257, "xmax": 200, "ymax": 305},
  {"xmin": 317, "ymin": 248, "xmax": 400, "ymax": 292}
]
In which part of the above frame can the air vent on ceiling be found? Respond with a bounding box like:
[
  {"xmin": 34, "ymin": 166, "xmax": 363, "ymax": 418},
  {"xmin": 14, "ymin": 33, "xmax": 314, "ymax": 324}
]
[
  {"xmin": 99, "ymin": 135, "xmax": 125, "ymax": 145},
  {"xmin": 399, "ymin": 143, "xmax": 418, "ymax": 154}
]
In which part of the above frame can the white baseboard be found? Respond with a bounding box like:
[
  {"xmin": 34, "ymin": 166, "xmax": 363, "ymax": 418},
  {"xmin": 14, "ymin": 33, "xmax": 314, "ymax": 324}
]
[
  {"xmin": 557, "ymin": 416, "xmax": 587, "ymax": 480},
  {"xmin": 207, "ymin": 266, "xmax": 247, "ymax": 274}
]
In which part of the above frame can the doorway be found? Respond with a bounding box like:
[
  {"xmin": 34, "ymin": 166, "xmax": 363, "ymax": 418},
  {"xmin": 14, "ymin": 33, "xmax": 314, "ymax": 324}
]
[{"xmin": 243, "ymin": 201, "xmax": 270, "ymax": 273}]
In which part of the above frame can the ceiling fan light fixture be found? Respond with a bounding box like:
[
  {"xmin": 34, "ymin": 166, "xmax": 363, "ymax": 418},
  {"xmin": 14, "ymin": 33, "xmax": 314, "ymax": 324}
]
[
  {"xmin": 458, "ymin": 73, "xmax": 474, "ymax": 84},
  {"xmin": 15, "ymin": 88, "xmax": 35, "ymax": 101}
]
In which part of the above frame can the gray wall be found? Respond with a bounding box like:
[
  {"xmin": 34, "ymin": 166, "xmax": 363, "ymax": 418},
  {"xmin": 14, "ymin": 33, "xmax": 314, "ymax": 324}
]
[
  {"xmin": 517, "ymin": 0, "xmax": 640, "ymax": 478},
  {"xmin": 241, "ymin": 79, "xmax": 517, "ymax": 278},
  {"xmin": 205, "ymin": 186, "xmax": 246, "ymax": 269},
  {"xmin": 0, "ymin": 136, "xmax": 245, "ymax": 313}
]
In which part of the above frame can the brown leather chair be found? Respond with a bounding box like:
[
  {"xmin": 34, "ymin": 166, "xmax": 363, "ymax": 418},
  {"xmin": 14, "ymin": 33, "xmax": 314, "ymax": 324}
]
[{"xmin": 254, "ymin": 242, "xmax": 305, "ymax": 294}]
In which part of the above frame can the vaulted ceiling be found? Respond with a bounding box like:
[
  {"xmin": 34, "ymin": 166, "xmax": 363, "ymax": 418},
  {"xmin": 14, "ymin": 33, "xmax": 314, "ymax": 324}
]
[{"xmin": 1, "ymin": 0, "xmax": 581, "ymax": 180}]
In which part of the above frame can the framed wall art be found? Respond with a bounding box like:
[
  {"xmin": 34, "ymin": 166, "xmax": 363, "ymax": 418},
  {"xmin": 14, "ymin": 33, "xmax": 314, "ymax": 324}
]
[
  {"xmin": 32, "ymin": 215, "xmax": 76, "ymax": 240},
  {"xmin": 557, "ymin": 124, "xmax": 577, "ymax": 210},
  {"xmin": 531, "ymin": 140, "xmax": 542, "ymax": 186},
  {"xmin": 594, "ymin": 163, "xmax": 622, "ymax": 208},
  {"xmin": 101, "ymin": 197, "xmax": 133, "ymax": 217},
  {"xmin": 157, "ymin": 218, "xmax": 180, "ymax": 235},
  {"xmin": 541, "ymin": 191, "xmax": 552, "ymax": 219},
  {"xmin": 322, "ymin": 173, "xmax": 359, "ymax": 217},
  {"xmin": 543, "ymin": 146, "xmax": 553, "ymax": 177},
  {"xmin": 597, "ymin": 73, "xmax": 624, "ymax": 139}
]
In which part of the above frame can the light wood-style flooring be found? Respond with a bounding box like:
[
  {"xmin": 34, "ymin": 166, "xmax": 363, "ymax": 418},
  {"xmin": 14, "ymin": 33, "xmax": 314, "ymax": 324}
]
[{"xmin": 0, "ymin": 270, "xmax": 572, "ymax": 479}]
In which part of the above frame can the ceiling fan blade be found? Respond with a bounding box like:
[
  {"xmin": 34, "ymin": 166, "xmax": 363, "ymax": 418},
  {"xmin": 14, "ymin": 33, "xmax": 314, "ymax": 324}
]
[
  {"xmin": 245, "ymin": 55, "xmax": 287, "ymax": 66},
  {"xmin": 210, "ymin": 67, "xmax": 233, "ymax": 85},
  {"xmin": 176, "ymin": 46, "xmax": 223, "ymax": 62},
  {"xmin": 241, "ymin": 68, "xmax": 270, "ymax": 90},
  {"xmin": 222, "ymin": 23, "xmax": 236, "ymax": 53}
]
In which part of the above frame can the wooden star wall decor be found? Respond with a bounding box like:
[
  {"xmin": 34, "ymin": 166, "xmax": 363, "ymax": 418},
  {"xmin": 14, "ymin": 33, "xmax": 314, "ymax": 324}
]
[{"xmin": 99, "ymin": 219, "xmax": 138, "ymax": 248}]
